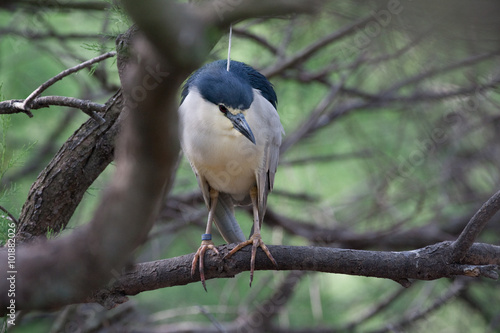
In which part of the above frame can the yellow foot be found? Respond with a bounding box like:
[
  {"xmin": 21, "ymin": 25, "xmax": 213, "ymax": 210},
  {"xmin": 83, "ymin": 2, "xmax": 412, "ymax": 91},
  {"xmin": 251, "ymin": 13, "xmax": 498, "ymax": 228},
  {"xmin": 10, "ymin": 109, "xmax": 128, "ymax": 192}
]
[
  {"xmin": 224, "ymin": 233, "xmax": 278, "ymax": 286},
  {"xmin": 191, "ymin": 239, "xmax": 219, "ymax": 291}
]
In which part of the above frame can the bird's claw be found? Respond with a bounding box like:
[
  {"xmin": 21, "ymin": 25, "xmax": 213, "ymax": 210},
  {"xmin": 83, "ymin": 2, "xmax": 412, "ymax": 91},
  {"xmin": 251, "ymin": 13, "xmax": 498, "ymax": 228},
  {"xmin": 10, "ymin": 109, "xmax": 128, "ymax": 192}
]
[
  {"xmin": 224, "ymin": 234, "xmax": 277, "ymax": 287},
  {"xmin": 191, "ymin": 240, "xmax": 219, "ymax": 291}
]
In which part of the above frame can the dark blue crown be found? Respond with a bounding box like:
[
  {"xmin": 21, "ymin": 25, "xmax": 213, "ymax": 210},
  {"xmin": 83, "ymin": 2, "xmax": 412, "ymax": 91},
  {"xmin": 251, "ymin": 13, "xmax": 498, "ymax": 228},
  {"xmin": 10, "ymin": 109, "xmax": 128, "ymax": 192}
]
[{"xmin": 181, "ymin": 60, "xmax": 277, "ymax": 110}]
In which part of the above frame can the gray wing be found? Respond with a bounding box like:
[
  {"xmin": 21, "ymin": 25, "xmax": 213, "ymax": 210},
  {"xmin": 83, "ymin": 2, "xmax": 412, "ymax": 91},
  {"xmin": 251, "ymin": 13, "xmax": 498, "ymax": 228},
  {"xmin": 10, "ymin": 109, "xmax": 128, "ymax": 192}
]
[{"xmin": 255, "ymin": 93, "xmax": 284, "ymax": 227}]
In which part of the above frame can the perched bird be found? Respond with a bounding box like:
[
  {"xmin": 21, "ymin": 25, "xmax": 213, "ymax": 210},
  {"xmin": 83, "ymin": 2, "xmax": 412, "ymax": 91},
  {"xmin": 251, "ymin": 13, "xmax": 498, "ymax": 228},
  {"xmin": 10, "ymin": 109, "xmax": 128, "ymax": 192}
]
[{"xmin": 179, "ymin": 59, "xmax": 283, "ymax": 289}]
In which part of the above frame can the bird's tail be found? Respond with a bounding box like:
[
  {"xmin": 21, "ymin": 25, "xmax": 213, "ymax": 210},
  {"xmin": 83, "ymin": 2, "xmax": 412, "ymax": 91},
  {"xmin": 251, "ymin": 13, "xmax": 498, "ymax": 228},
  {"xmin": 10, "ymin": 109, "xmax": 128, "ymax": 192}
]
[{"xmin": 213, "ymin": 193, "xmax": 246, "ymax": 244}]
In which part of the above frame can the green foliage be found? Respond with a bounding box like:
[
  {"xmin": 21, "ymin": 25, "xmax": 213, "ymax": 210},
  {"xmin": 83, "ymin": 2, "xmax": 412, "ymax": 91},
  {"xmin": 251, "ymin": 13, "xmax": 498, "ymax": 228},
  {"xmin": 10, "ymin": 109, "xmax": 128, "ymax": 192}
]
[
  {"xmin": 0, "ymin": 114, "xmax": 35, "ymax": 245},
  {"xmin": 81, "ymin": 42, "xmax": 106, "ymax": 53},
  {"xmin": 0, "ymin": 116, "xmax": 34, "ymax": 181},
  {"xmin": 0, "ymin": 214, "xmax": 12, "ymax": 246}
]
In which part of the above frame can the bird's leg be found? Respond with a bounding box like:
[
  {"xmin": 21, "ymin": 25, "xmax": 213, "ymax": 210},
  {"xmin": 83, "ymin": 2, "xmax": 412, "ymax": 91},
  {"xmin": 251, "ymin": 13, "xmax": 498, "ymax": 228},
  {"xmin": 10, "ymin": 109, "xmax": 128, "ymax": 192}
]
[
  {"xmin": 225, "ymin": 187, "xmax": 278, "ymax": 286},
  {"xmin": 191, "ymin": 188, "xmax": 220, "ymax": 291}
]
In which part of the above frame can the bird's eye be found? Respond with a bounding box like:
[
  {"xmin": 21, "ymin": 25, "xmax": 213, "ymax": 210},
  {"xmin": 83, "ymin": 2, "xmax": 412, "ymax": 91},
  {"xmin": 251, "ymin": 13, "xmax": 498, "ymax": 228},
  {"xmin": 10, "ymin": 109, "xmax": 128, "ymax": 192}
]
[{"xmin": 219, "ymin": 105, "xmax": 228, "ymax": 114}]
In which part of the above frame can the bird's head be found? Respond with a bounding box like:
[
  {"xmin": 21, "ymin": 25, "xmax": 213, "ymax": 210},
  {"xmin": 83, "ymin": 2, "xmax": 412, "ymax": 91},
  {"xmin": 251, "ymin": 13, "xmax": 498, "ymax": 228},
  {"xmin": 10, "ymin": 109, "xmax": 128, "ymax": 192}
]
[
  {"xmin": 215, "ymin": 102, "xmax": 256, "ymax": 144},
  {"xmin": 181, "ymin": 60, "xmax": 277, "ymax": 145}
]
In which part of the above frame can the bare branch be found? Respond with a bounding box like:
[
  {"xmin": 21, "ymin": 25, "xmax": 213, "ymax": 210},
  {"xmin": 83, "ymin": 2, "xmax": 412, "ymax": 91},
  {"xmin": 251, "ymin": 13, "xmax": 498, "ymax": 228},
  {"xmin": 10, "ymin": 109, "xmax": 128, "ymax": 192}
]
[
  {"xmin": 18, "ymin": 51, "xmax": 116, "ymax": 111},
  {"xmin": 452, "ymin": 189, "xmax": 500, "ymax": 262},
  {"xmin": 370, "ymin": 279, "xmax": 468, "ymax": 333},
  {"xmin": 236, "ymin": 271, "xmax": 306, "ymax": 331},
  {"xmin": 0, "ymin": 27, "xmax": 105, "ymax": 40},
  {"xmin": 343, "ymin": 288, "xmax": 407, "ymax": 331},
  {"xmin": 280, "ymin": 150, "xmax": 372, "ymax": 166},
  {"xmin": 0, "ymin": 96, "xmax": 106, "ymax": 123},
  {"xmin": 15, "ymin": 91, "xmax": 122, "ymax": 241},
  {"xmin": 264, "ymin": 208, "xmax": 457, "ymax": 250},
  {"xmin": 262, "ymin": 15, "xmax": 373, "ymax": 78},
  {"xmin": 382, "ymin": 49, "xmax": 500, "ymax": 96},
  {"xmin": 232, "ymin": 27, "xmax": 279, "ymax": 55},
  {"xmin": 122, "ymin": 0, "xmax": 322, "ymax": 69},
  {"xmin": 9, "ymin": 0, "xmax": 111, "ymax": 11},
  {"xmin": 87, "ymin": 241, "xmax": 499, "ymax": 312},
  {"xmin": 280, "ymin": 79, "xmax": 345, "ymax": 154}
]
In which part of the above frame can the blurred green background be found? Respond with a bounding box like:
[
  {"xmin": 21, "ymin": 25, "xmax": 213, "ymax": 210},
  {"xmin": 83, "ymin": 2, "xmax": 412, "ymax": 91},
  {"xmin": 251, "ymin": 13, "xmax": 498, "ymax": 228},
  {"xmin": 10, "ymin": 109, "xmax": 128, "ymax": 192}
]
[{"xmin": 1, "ymin": 1, "xmax": 500, "ymax": 332}]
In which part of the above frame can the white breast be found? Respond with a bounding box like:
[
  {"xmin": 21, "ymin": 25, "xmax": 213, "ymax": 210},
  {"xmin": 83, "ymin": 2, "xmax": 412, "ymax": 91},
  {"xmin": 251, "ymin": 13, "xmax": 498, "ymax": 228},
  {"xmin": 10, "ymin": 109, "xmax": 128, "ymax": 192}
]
[{"xmin": 179, "ymin": 89, "xmax": 266, "ymax": 201}]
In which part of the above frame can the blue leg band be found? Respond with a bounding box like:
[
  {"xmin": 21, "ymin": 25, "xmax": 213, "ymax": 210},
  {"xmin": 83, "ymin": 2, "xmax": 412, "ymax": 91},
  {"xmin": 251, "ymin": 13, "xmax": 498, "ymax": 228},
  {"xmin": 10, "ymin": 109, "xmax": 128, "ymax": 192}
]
[{"xmin": 201, "ymin": 233, "xmax": 212, "ymax": 241}]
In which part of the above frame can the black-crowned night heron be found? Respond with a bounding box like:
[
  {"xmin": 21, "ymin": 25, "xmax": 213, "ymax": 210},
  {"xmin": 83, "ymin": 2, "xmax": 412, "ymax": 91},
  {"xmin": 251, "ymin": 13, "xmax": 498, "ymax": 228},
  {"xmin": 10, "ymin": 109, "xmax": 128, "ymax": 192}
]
[{"xmin": 179, "ymin": 59, "xmax": 283, "ymax": 290}]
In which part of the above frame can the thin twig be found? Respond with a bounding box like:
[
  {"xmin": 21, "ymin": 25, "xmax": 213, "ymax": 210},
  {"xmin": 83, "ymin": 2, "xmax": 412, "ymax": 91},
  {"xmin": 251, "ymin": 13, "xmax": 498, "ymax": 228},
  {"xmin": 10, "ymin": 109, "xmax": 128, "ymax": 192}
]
[
  {"xmin": 343, "ymin": 287, "xmax": 408, "ymax": 331},
  {"xmin": 14, "ymin": 0, "xmax": 111, "ymax": 11},
  {"xmin": 0, "ymin": 28, "xmax": 105, "ymax": 40},
  {"xmin": 236, "ymin": 271, "xmax": 306, "ymax": 330},
  {"xmin": 1, "ymin": 110, "xmax": 78, "ymax": 186},
  {"xmin": 18, "ymin": 51, "xmax": 116, "ymax": 111},
  {"xmin": 370, "ymin": 279, "xmax": 468, "ymax": 333},
  {"xmin": 452, "ymin": 189, "xmax": 500, "ymax": 262},
  {"xmin": 197, "ymin": 306, "xmax": 226, "ymax": 333},
  {"xmin": 232, "ymin": 27, "xmax": 279, "ymax": 55},
  {"xmin": 0, "ymin": 205, "xmax": 19, "ymax": 225},
  {"xmin": 382, "ymin": 49, "xmax": 500, "ymax": 96},
  {"xmin": 280, "ymin": 78, "xmax": 346, "ymax": 154},
  {"xmin": 280, "ymin": 150, "xmax": 372, "ymax": 166},
  {"xmin": 0, "ymin": 96, "xmax": 106, "ymax": 123},
  {"xmin": 262, "ymin": 15, "xmax": 373, "ymax": 78}
]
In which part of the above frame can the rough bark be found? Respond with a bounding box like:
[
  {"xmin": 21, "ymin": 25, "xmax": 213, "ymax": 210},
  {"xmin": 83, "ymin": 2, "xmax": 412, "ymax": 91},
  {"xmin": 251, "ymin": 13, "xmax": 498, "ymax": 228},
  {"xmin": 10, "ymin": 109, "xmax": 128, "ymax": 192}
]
[
  {"xmin": 16, "ymin": 92, "xmax": 122, "ymax": 241},
  {"xmin": 88, "ymin": 241, "xmax": 499, "ymax": 310},
  {"xmin": 15, "ymin": 27, "xmax": 142, "ymax": 242}
]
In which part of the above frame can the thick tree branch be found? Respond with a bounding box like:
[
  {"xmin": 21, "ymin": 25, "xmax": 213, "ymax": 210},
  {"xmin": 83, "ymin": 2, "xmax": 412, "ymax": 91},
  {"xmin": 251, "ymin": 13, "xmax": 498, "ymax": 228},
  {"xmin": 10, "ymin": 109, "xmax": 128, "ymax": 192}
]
[
  {"xmin": 89, "ymin": 241, "xmax": 499, "ymax": 310},
  {"xmin": 122, "ymin": 0, "xmax": 321, "ymax": 69},
  {"xmin": 15, "ymin": 91, "xmax": 121, "ymax": 241}
]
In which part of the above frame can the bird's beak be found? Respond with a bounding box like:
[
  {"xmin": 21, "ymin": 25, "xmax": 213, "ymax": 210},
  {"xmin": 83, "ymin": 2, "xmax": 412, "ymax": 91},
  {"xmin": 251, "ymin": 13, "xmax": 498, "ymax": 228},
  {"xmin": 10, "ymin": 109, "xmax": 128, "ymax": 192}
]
[{"xmin": 226, "ymin": 113, "xmax": 256, "ymax": 144}]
